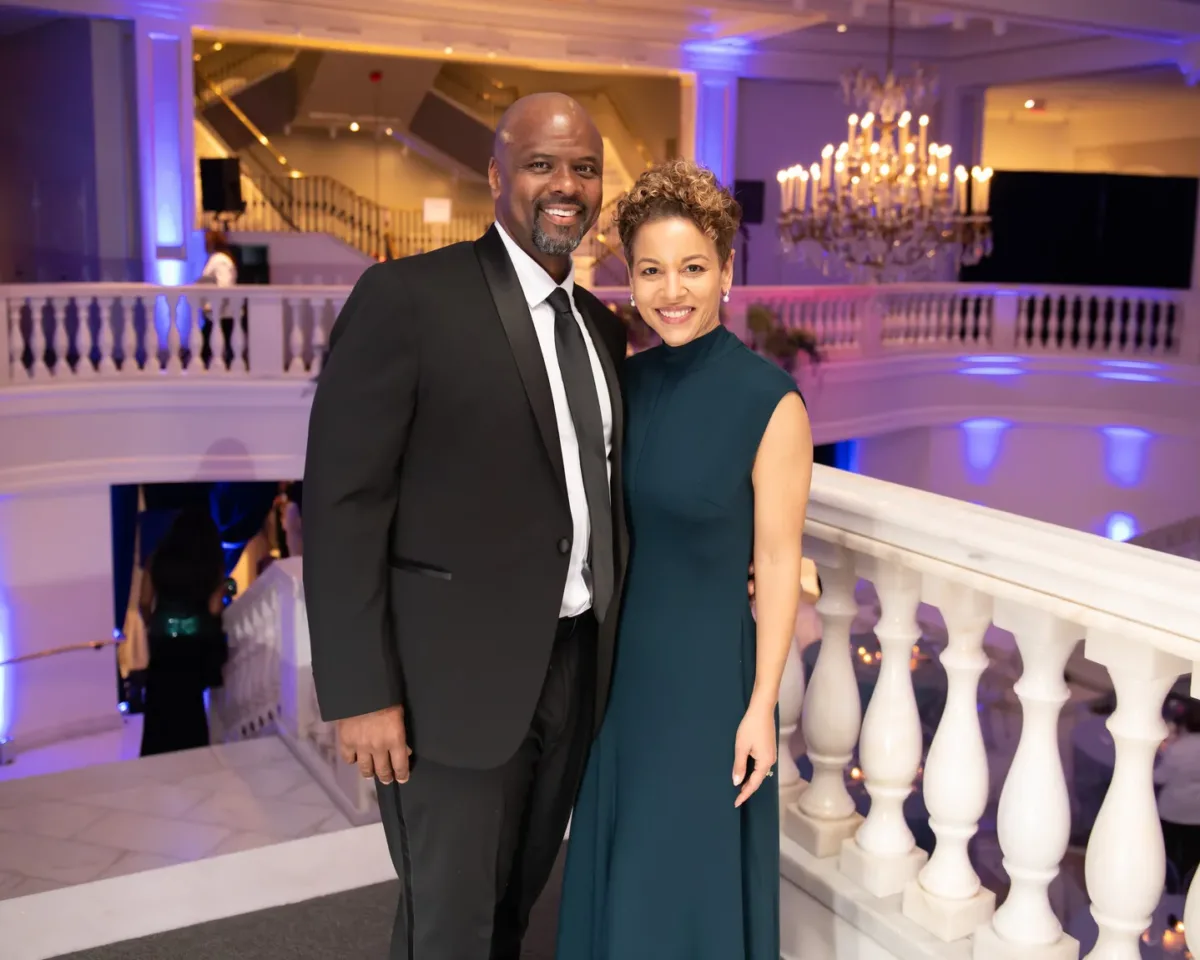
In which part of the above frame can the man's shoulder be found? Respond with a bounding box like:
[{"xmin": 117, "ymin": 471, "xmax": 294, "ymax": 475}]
[{"xmin": 365, "ymin": 239, "xmax": 481, "ymax": 285}]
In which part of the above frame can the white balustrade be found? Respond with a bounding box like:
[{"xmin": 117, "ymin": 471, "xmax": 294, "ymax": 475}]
[
  {"xmin": 785, "ymin": 548, "xmax": 863, "ymax": 856},
  {"xmin": 784, "ymin": 466, "xmax": 1200, "ymax": 960},
  {"xmin": 0, "ymin": 284, "xmax": 348, "ymax": 382},
  {"xmin": 213, "ymin": 558, "xmax": 376, "ymax": 823},
  {"xmin": 903, "ymin": 581, "xmax": 996, "ymax": 940},
  {"xmin": 1081, "ymin": 633, "xmax": 1188, "ymax": 960},
  {"xmin": 2, "ymin": 280, "xmax": 1194, "ymax": 387},
  {"xmin": 840, "ymin": 559, "xmax": 928, "ymax": 896}
]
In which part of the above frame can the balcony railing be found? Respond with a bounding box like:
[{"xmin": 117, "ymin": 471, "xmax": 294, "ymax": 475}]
[
  {"xmin": 1, "ymin": 281, "xmax": 1195, "ymax": 385},
  {"xmin": 209, "ymin": 464, "xmax": 1200, "ymax": 960}
]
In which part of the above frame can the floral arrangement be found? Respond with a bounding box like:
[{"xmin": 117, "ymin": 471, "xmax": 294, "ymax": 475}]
[{"xmin": 745, "ymin": 303, "xmax": 822, "ymax": 374}]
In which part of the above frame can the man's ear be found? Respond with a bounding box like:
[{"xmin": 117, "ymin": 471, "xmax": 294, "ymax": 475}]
[{"xmin": 487, "ymin": 158, "xmax": 502, "ymax": 200}]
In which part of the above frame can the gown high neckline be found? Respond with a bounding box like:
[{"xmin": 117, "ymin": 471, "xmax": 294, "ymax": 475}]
[{"xmin": 659, "ymin": 322, "xmax": 732, "ymax": 369}]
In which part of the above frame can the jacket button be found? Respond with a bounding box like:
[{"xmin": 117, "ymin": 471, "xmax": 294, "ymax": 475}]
[{"xmin": 557, "ymin": 537, "xmax": 570, "ymax": 555}]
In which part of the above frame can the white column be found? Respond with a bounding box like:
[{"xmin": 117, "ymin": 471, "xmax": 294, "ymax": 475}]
[
  {"xmin": 785, "ymin": 548, "xmax": 863, "ymax": 856},
  {"xmin": 1186, "ymin": 867, "xmax": 1200, "ymax": 960},
  {"xmin": 679, "ymin": 69, "xmax": 738, "ymax": 187},
  {"xmin": 904, "ymin": 581, "xmax": 996, "ymax": 940},
  {"xmin": 974, "ymin": 603, "xmax": 1082, "ymax": 960},
  {"xmin": 134, "ymin": 17, "xmax": 196, "ymax": 285},
  {"xmin": 840, "ymin": 559, "xmax": 928, "ymax": 897},
  {"xmin": 1081, "ymin": 631, "xmax": 1187, "ymax": 960},
  {"xmin": 0, "ymin": 487, "xmax": 120, "ymax": 754}
]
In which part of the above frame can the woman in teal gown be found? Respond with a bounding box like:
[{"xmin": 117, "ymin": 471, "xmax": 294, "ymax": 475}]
[{"xmin": 557, "ymin": 160, "xmax": 814, "ymax": 960}]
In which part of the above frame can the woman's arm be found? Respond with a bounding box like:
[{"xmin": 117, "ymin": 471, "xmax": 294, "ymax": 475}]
[{"xmin": 733, "ymin": 391, "xmax": 814, "ymax": 807}]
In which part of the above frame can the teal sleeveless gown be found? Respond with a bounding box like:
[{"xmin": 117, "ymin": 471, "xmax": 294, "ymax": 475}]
[{"xmin": 556, "ymin": 323, "xmax": 801, "ymax": 960}]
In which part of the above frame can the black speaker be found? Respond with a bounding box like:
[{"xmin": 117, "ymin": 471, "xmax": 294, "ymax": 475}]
[
  {"xmin": 734, "ymin": 179, "xmax": 765, "ymax": 225},
  {"xmin": 199, "ymin": 157, "xmax": 245, "ymax": 214}
]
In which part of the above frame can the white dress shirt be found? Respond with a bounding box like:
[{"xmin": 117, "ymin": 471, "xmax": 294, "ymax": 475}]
[
  {"xmin": 200, "ymin": 251, "xmax": 237, "ymax": 286},
  {"xmin": 495, "ymin": 222, "xmax": 613, "ymax": 618}
]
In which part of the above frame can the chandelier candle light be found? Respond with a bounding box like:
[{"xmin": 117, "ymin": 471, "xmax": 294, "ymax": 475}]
[{"xmin": 777, "ymin": 0, "xmax": 993, "ymax": 281}]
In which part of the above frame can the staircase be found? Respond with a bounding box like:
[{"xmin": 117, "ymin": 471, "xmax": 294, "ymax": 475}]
[
  {"xmin": 192, "ymin": 48, "xmax": 640, "ymax": 274},
  {"xmin": 194, "ymin": 53, "xmax": 492, "ymax": 261}
]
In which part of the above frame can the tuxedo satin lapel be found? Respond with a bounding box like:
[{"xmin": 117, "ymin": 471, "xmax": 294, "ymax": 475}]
[
  {"xmin": 574, "ymin": 291, "xmax": 629, "ymax": 583},
  {"xmin": 475, "ymin": 226, "xmax": 567, "ymax": 493}
]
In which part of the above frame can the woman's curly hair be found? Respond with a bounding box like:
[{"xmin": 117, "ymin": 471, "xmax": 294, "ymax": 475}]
[{"xmin": 614, "ymin": 158, "xmax": 742, "ymax": 266}]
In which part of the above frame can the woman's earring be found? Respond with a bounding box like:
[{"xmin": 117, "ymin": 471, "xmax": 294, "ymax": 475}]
[
  {"xmin": 630, "ymin": 294, "xmax": 635, "ymax": 306},
  {"xmin": 722, "ymin": 290, "xmax": 730, "ymax": 303}
]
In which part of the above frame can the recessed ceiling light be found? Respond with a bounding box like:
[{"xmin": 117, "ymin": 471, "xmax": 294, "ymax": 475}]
[
  {"xmin": 836, "ymin": 23, "xmax": 848, "ymax": 33},
  {"xmin": 349, "ymin": 121, "xmax": 360, "ymax": 132},
  {"xmin": 444, "ymin": 45, "xmax": 454, "ymax": 54},
  {"xmin": 1024, "ymin": 98, "xmax": 1046, "ymax": 111},
  {"xmin": 1024, "ymin": 99, "xmax": 1035, "ymax": 109},
  {"xmin": 212, "ymin": 41, "xmax": 223, "ymax": 51},
  {"xmin": 385, "ymin": 127, "xmax": 393, "ymax": 136},
  {"xmin": 486, "ymin": 50, "xmax": 497, "ymax": 59}
]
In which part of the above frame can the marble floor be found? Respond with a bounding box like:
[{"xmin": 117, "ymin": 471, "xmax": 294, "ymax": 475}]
[{"xmin": 0, "ymin": 735, "xmax": 352, "ymax": 901}]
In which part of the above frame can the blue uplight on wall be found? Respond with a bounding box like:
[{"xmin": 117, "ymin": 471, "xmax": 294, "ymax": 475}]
[
  {"xmin": 960, "ymin": 417, "xmax": 1011, "ymax": 482},
  {"xmin": 1100, "ymin": 425, "xmax": 1151, "ymax": 487},
  {"xmin": 958, "ymin": 365, "xmax": 1025, "ymax": 377},
  {"xmin": 833, "ymin": 440, "xmax": 861, "ymax": 473},
  {"xmin": 0, "ymin": 590, "xmax": 11, "ymax": 741},
  {"xmin": 1105, "ymin": 512, "xmax": 1138, "ymax": 541},
  {"xmin": 1095, "ymin": 359, "xmax": 1163, "ymax": 383}
]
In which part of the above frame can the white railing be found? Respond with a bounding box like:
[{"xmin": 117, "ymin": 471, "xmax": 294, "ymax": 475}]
[
  {"xmin": 208, "ymin": 464, "xmax": 1200, "ymax": 960},
  {"xmin": 3, "ymin": 281, "xmax": 1195, "ymax": 386},
  {"xmin": 782, "ymin": 465, "xmax": 1200, "ymax": 960},
  {"xmin": 211, "ymin": 557, "xmax": 377, "ymax": 824}
]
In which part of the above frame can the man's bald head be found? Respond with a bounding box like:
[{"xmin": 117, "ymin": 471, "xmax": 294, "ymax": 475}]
[
  {"xmin": 487, "ymin": 93, "xmax": 605, "ymax": 283},
  {"xmin": 493, "ymin": 92, "xmax": 601, "ymax": 160}
]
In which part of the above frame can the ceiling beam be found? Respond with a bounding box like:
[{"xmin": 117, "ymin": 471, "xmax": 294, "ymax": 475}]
[
  {"xmin": 916, "ymin": 0, "xmax": 1200, "ymax": 42},
  {"xmin": 939, "ymin": 35, "xmax": 1183, "ymax": 87}
]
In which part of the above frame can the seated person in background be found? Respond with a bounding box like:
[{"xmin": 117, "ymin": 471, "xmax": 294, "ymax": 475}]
[
  {"xmin": 1156, "ymin": 698, "xmax": 1200, "ymax": 893},
  {"xmin": 139, "ymin": 509, "xmax": 230, "ymax": 757}
]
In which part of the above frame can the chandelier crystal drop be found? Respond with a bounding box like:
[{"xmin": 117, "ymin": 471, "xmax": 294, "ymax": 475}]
[{"xmin": 777, "ymin": 0, "xmax": 994, "ymax": 282}]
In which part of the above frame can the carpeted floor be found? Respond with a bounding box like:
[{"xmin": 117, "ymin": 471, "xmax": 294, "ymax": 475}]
[{"xmin": 53, "ymin": 848, "xmax": 564, "ymax": 960}]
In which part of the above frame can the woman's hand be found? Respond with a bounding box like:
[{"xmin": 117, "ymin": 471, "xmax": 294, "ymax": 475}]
[{"xmin": 732, "ymin": 701, "xmax": 777, "ymax": 807}]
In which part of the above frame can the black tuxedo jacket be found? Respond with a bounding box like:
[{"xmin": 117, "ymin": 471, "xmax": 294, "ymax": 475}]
[{"xmin": 302, "ymin": 225, "xmax": 628, "ymax": 770}]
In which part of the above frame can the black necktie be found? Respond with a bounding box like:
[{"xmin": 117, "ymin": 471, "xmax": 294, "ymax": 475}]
[{"xmin": 546, "ymin": 287, "xmax": 613, "ymax": 619}]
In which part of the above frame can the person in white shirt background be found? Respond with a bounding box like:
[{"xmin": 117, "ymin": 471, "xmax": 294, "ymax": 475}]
[
  {"xmin": 198, "ymin": 229, "xmax": 237, "ymax": 286},
  {"xmin": 1156, "ymin": 698, "xmax": 1200, "ymax": 893},
  {"xmin": 196, "ymin": 229, "xmax": 239, "ymax": 367}
]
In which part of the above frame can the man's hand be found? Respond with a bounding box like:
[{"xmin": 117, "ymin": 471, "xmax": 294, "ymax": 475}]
[{"xmin": 337, "ymin": 705, "xmax": 412, "ymax": 785}]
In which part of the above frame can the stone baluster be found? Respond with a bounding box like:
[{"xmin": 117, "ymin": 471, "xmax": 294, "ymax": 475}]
[
  {"xmin": 75, "ymin": 297, "xmax": 97, "ymax": 378},
  {"xmin": 974, "ymin": 603, "xmax": 1081, "ymax": 960},
  {"xmin": 50, "ymin": 297, "xmax": 70, "ymax": 376},
  {"xmin": 776, "ymin": 632, "xmax": 806, "ymax": 814},
  {"xmin": 310, "ymin": 299, "xmax": 330, "ymax": 377},
  {"xmin": 28, "ymin": 297, "xmax": 49, "ymax": 379},
  {"xmin": 1081, "ymin": 630, "xmax": 1187, "ymax": 960},
  {"xmin": 118, "ymin": 298, "xmax": 138, "ymax": 374},
  {"xmin": 97, "ymin": 297, "xmax": 117, "ymax": 375},
  {"xmin": 185, "ymin": 294, "xmax": 206, "ymax": 374},
  {"xmin": 143, "ymin": 295, "xmax": 163, "ymax": 374},
  {"xmin": 840, "ymin": 559, "xmax": 927, "ymax": 896},
  {"xmin": 5, "ymin": 297, "xmax": 17, "ymax": 381},
  {"xmin": 287, "ymin": 297, "xmax": 307, "ymax": 375},
  {"xmin": 164, "ymin": 293, "xmax": 183, "ymax": 374},
  {"xmin": 227, "ymin": 296, "xmax": 246, "ymax": 373},
  {"xmin": 904, "ymin": 581, "xmax": 995, "ymax": 939},
  {"xmin": 785, "ymin": 549, "xmax": 863, "ymax": 856}
]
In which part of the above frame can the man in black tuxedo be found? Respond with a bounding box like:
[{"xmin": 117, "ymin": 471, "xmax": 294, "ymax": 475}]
[{"xmin": 302, "ymin": 92, "xmax": 627, "ymax": 959}]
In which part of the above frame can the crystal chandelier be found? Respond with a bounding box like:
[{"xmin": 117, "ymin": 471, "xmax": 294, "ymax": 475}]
[{"xmin": 777, "ymin": 0, "xmax": 994, "ymax": 282}]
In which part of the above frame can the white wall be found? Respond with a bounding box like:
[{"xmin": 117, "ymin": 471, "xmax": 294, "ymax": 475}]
[
  {"xmin": 982, "ymin": 97, "xmax": 1200, "ymax": 176},
  {"xmin": 0, "ymin": 487, "xmax": 120, "ymax": 749},
  {"xmin": 268, "ymin": 133, "xmax": 493, "ymax": 215},
  {"xmin": 856, "ymin": 421, "xmax": 1200, "ymax": 539},
  {"xmin": 735, "ymin": 79, "xmax": 852, "ymax": 287}
]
